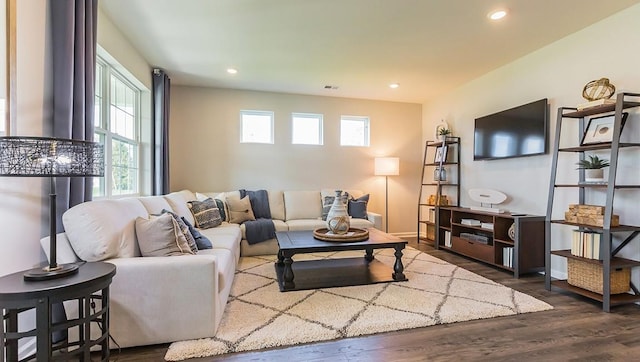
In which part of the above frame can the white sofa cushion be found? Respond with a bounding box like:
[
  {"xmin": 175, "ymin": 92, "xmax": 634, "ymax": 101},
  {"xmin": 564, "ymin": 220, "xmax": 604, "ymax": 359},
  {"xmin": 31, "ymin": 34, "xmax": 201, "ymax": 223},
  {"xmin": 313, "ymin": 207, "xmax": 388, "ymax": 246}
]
[
  {"xmin": 268, "ymin": 190, "xmax": 285, "ymax": 220},
  {"xmin": 62, "ymin": 198, "xmax": 148, "ymax": 261},
  {"xmin": 164, "ymin": 190, "xmax": 197, "ymax": 225},
  {"xmin": 138, "ymin": 195, "xmax": 173, "ymax": 215},
  {"xmin": 286, "ymin": 219, "xmax": 326, "ymax": 231},
  {"xmin": 284, "ymin": 191, "xmax": 322, "ymax": 220},
  {"xmin": 196, "ymin": 248, "xmax": 235, "ymax": 292}
]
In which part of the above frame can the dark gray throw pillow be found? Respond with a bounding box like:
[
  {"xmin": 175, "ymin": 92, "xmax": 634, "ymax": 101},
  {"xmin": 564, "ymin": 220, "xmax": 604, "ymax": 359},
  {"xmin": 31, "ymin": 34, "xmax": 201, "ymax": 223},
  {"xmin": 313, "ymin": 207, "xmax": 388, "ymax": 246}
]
[
  {"xmin": 187, "ymin": 198, "xmax": 223, "ymax": 229},
  {"xmin": 348, "ymin": 194, "xmax": 369, "ymax": 219},
  {"xmin": 181, "ymin": 217, "xmax": 212, "ymax": 250}
]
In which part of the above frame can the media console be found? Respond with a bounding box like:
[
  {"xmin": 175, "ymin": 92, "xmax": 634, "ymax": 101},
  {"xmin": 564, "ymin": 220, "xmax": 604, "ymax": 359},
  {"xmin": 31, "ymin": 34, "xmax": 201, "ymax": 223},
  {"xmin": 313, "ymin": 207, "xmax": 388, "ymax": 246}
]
[{"xmin": 436, "ymin": 206, "xmax": 545, "ymax": 278}]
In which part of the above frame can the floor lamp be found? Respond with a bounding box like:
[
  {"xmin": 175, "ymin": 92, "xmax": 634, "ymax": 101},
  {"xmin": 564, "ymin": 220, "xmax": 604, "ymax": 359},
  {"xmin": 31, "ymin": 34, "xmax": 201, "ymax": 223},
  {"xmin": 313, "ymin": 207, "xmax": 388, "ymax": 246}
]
[
  {"xmin": 0, "ymin": 136, "xmax": 104, "ymax": 281},
  {"xmin": 374, "ymin": 157, "xmax": 399, "ymax": 233}
]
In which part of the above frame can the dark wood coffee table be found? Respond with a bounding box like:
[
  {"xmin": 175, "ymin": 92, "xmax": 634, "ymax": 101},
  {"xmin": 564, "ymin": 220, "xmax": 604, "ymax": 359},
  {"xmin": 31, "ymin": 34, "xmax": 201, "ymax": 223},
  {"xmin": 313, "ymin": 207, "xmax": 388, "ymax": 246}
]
[{"xmin": 275, "ymin": 228, "xmax": 408, "ymax": 292}]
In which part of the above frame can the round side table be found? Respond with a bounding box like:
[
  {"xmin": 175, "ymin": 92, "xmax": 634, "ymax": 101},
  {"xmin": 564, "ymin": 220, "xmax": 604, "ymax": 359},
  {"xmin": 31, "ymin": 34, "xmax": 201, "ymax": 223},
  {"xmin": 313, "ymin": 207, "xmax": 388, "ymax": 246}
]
[{"xmin": 0, "ymin": 262, "xmax": 116, "ymax": 362}]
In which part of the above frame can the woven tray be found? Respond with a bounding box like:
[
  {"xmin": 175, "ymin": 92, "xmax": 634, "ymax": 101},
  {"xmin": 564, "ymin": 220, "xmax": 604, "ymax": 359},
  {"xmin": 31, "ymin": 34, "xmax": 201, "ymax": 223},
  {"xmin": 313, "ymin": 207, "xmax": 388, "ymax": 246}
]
[{"xmin": 313, "ymin": 228, "xmax": 369, "ymax": 242}]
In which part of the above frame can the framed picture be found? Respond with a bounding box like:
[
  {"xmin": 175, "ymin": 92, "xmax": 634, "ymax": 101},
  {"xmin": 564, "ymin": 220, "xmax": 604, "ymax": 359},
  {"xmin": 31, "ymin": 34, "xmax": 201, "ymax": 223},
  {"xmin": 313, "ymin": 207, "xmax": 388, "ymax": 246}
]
[
  {"xmin": 580, "ymin": 112, "xmax": 628, "ymax": 146},
  {"xmin": 434, "ymin": 146, "xmax": 448, "ymax": 163}
]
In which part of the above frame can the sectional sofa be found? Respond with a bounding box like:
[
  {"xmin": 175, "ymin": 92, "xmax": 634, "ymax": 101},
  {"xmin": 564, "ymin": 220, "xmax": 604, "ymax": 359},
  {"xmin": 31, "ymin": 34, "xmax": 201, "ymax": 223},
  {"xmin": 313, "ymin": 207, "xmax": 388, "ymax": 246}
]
[{"xmin": 42, "ymin": 189, "xmax": 381, "ymax": 348}]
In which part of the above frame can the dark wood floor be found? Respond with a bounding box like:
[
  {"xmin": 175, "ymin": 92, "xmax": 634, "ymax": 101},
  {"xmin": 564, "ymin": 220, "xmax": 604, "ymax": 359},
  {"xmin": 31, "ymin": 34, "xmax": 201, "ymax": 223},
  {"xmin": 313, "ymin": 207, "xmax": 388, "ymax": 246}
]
[{"xmin": 112, "ymin": 239, "xmax": 640, "ymax": 361}]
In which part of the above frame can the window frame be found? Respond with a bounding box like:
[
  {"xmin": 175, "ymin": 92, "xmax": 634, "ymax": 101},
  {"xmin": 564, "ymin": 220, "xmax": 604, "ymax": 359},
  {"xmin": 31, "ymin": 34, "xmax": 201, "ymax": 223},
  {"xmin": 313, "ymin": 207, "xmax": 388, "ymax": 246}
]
[
  {"xmin": 240, "ymin": 110, "xmax": 275, "ymax": 144},
  {"xmin": 94, "ymin": 56, "xmax": 141, "ymax": 198},
  {"xmin": 291, "ymin": 112, "xmax": 323, "ymax": 145},
  {"xmin": 340, "ymin": 115, "xmax": 370, "ymax": 147}
]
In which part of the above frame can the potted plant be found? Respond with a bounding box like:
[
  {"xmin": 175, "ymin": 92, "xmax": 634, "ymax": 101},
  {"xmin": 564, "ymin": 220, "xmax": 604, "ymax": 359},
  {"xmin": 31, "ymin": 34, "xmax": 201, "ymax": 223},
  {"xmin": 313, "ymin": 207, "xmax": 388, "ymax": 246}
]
[
  {"xmin": 438, "ymin": 128, "xmax": 451, "ymax": 142},
  {"xmin": 576, "ymin": 155, "xmax": 609, "ymax": 182}
]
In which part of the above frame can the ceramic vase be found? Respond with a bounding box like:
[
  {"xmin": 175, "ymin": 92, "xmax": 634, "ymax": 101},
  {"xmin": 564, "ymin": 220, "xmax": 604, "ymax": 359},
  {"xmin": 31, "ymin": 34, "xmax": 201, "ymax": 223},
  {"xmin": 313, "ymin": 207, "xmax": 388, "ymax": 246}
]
[
  {"xmin": 433, "ymin": 167, "xmax": 447, "ymax": 181},
  {"xmin": 326, "ymin": 190, "xmax": 350, "ymax": 234}
]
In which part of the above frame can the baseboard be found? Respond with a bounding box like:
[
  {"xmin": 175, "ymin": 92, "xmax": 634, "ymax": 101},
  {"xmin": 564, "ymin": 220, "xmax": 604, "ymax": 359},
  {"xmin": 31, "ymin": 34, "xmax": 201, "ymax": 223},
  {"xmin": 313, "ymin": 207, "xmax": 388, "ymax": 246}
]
[{"xmin": 391, "ymin": 231, "xmax": 418, "ymax": 238}]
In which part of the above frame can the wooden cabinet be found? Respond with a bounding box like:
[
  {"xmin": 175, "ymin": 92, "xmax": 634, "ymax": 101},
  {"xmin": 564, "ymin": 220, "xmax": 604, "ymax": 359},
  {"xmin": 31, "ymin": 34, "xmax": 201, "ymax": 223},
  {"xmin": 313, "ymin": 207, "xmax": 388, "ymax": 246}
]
[
  {"xmin": 417, "ymin": 137, "xmax": 460, "ymax": 245},
  {"xmin": 437, "ymin": 206, "xmax": 545, "ymax": 278},
  {"xmin": 545, "ymin": 92, "xmax": 640, "ymax": 312}
]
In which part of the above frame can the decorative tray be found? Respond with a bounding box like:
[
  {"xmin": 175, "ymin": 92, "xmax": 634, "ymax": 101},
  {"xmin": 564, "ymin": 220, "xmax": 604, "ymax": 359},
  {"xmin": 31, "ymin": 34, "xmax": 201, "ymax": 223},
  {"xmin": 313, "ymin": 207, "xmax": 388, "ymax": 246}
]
[{"xmin": 313, "ymin": 228, "xmax": 369, "ymax": 242}]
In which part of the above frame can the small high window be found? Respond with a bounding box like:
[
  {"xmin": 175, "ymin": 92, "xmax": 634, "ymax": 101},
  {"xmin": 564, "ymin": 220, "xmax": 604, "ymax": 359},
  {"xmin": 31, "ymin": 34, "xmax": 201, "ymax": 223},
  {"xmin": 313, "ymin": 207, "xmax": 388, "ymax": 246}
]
[
  {"xmin": 292, "ymin": 113, "xmax": 323, "ymax": 145},
  {"xmin": 340, "ymin": 115, "xmax": 370, "ymax": 147},
  {"xmin": 240, "ymin": 110, "xmax": 274, "ymax": 144}
]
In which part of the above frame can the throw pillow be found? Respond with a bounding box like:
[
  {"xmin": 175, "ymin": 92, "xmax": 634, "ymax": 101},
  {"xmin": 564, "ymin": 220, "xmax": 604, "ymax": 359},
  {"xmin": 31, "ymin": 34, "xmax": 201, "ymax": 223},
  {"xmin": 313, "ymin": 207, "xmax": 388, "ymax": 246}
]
[
  {"xmin": 214, "ymin": 199, "xmax": 227, "ymax": 222},
  {"xmin": 181, "ymin": 217, "xmax": 212, "ymax": 249},
  {"xmin": 187, "ymin": 198, "xmax": 222, "ymax": 229},
  {"xmin": 162, "ymin": 209, "xmax": 198, "ymax": 253},
  {"xmin": 135, "ymin": 213, "xmax": 194, "ymax": 257},
  {"xmin": 348, "ymin": 194, "xmax": 370, "ymax": 219},
  {"xmin": 321, "ymin": 196, "xmax": 335, "ymax": 221},
  {"xmin": 227, "ymin": 195, "xmax": 256, "ymax": 224}
]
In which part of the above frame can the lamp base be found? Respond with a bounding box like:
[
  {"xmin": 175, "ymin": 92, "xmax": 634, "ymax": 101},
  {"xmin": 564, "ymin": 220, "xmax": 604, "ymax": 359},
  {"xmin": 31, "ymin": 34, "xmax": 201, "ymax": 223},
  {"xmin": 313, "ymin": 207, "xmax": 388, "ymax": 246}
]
[{"xmin": 23, "ymin": 264, "xmax": 79, "ymax": 281}]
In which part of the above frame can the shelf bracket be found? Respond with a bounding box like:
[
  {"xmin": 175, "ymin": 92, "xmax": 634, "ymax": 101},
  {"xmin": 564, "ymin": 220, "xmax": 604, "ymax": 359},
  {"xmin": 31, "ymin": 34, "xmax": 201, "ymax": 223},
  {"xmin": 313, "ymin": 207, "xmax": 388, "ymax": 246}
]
[{"xmin": 612, "ymin": 231, "xmax": 639, "ymax": 257}]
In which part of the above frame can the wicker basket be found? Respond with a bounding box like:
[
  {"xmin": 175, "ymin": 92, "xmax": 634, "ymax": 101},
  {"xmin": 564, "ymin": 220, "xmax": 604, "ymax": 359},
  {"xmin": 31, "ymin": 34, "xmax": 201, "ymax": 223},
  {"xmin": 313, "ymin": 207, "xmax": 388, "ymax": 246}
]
[{"xmin": 567, "ymin": 258, "xmax": 630, "ymax": 294}]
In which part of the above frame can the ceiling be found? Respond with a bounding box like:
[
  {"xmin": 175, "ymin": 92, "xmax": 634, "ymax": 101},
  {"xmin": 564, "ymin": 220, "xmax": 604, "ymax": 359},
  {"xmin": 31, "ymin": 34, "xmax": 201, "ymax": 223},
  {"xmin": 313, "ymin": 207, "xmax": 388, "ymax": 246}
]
[{"xmin": 100, "ymin": 0, "xmax": 640, "ymax": 104}]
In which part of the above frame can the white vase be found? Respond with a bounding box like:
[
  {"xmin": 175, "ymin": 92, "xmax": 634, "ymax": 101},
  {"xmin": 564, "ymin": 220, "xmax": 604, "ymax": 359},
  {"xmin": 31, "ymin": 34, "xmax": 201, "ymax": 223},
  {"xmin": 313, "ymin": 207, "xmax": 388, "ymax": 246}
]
[
  {"xmin": 326, "ymin": 190, "xmax": 350, "ymax": 234},
  {"xmin": 585, "ymin": 169, "xmax": 605, "ymax": 183}
]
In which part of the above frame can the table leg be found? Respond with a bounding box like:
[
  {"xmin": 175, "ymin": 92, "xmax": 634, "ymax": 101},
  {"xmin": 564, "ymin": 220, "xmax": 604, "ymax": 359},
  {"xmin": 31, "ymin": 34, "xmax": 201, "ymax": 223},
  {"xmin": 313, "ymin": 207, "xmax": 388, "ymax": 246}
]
[
  {"xmin": 277, "ymin": 249, "xmax": 284, "ymax": 266},
  {"xmin": 283, "ymin": 256, "xmax": 295, "ymax": 289},
  {"xmin": 393, "ymin": 245, "xmax": 407, "ymax": 281},
  {"xmin": 364, "ymin": 248, "xmax": 374, "ymax": 262},
  {"xmin": 4, "ymin": 309, "xmax": 18, "ymax": 362},
  {"xmin": 35, "ymin": 298, "xmax": 51, "ymax": 361}
]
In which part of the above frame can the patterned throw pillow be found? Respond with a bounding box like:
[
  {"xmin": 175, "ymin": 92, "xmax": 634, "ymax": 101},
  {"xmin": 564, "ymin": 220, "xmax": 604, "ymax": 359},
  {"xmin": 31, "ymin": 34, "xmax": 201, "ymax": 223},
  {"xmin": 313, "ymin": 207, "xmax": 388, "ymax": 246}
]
[
  {"xmin": 187, "ymin": 198, "xmax": 223, "ymax": 229},
  {"xmin": 135, "ymin": 214, "xmax": 194, "ymax": 257},
  {"xmin": 162, "ymin": 209, "xmax": 198, "ymax": 253},
  {"xmin": 227, "ymin": 196, "xmax": 256, "ymax": 224},
  {"xmin": 348, "ymin": 194, "xmax": 370, "ymax": 219},
  {"xmin": 181, "ymin": 217, "xmax": 212, "ymax": 249}
]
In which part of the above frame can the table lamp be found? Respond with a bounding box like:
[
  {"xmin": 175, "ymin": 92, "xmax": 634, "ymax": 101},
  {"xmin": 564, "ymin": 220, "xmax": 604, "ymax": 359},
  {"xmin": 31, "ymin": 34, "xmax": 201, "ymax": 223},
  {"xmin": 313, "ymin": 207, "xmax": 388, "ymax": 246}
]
[
  {"xmin": 0, "ymin": 136, "xmax": 104, "ymax": 281},
  {"xmin": 374, "ymin": 157, "xmax": 399, "ymax": 232}
]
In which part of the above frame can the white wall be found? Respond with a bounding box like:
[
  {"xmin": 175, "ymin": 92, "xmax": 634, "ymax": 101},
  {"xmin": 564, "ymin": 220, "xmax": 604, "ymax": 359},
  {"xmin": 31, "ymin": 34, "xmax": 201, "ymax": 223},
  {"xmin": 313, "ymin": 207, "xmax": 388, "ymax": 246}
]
[
  {"xmin": 422, "ymin": 4, "xmax": 640, "ymax": 279},
  {"xmin": 170, "ymin": 87, "xmax": 422, "ymax": 234}
]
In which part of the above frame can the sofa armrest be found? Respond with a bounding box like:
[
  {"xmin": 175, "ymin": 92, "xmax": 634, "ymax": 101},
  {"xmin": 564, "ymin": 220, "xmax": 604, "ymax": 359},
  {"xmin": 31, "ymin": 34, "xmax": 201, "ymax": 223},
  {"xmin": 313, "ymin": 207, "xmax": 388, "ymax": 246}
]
[
  {"xmin": 105, "ymin": 255, "xmax": 220, "ymax": 347},
  {"xmin": 367, "ymin": 211, "xmax": 382, "ymax": 230},
  {"xmin": 40, "ymin": 233, "xmax": 81, "ymax": 264}
]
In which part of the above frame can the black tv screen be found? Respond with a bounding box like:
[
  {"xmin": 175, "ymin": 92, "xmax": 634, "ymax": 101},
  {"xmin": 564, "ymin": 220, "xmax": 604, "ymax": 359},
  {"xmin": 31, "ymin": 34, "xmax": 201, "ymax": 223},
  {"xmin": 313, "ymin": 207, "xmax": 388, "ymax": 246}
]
[{"xmin": 474, "ymin": 98, "xmax": 548, "ymax": 160}]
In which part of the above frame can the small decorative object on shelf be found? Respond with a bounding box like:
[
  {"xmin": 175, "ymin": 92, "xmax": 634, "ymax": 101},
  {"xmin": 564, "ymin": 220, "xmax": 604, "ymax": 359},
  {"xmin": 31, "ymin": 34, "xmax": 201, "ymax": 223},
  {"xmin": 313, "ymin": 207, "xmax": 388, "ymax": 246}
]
[
  {"xmin": 582, "ymin": 77, "xmax": 616, "ymax": 101},
  {"xmin": 326, "ymin": 190, "xmax": 350, "ymax": 234},
  {"xmin": 437, "ymin": 127, "xmax": 451, "ymax": 142},
  {"xmin": 468, "ymin": 188, "xmax": 507, "ymax": 214},
  {"xmin": 434, "ymin": 120, "xmax": 450, "ymax": 140},
  {"xmin": 564, "ymin": 204, "xmax": 620, "ymax": 227},
  {"xmin": 433, "ymin": 167, "xmax": 447, "ymax": 181},
  {"xmin": 428, "ymin": 194, "xmax": 448, "ymax": 206},
  {"xmin": 434, "ymin": 146, "xmax": 448, "ymax": 163},
  {"xmin": 580, "ymin": 113, "xmax": 628, "ymax": 146},
  {"xmin": 575, "ymin": 155, "xmax": 609, "ymax": 183},
  {"xmin": 508, "ymin": 223, "xmax": 516, "ymax": 240}
]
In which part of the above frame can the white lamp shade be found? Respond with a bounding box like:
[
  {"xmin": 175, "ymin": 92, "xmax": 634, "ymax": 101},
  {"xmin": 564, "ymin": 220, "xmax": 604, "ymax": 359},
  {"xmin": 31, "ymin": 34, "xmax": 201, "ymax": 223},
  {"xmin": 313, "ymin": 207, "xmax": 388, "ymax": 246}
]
[{"xmin": 374, "ymin": 157, "xmax": 399, "ymax": 176}]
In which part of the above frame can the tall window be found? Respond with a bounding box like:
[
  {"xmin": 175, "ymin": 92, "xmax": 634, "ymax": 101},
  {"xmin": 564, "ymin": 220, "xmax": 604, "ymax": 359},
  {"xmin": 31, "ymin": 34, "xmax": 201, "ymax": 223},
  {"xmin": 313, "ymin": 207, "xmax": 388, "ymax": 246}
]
[
  {"xmin": 94, "ymin": 58, "xmax": 140, "ymax": 197},
  {"xmin": 340, "ymin": 115, "xmax": 370, "ymax": 147},
  {"xmin": 292, "ymin": 113, "xmax": 323, "ymax": 145},
  {"xmin": 240, "ymin": 110, "xmax": 274, "ymax": 144}
]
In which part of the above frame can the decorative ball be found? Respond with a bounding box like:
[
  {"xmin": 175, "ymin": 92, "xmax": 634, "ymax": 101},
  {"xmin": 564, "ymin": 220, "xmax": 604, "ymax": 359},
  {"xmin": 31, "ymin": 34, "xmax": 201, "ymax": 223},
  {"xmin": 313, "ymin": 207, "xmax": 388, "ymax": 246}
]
[
  {"xmin": 328, "ymin": 216, "xmax": 350, "ymax": 234},
  {"xmin": 582, "ymin": 78, "xmax": 615, "ymax": 101},
  {"xmin": 508, "ymin": 223, "xmax": 516, "ymax": 241}
]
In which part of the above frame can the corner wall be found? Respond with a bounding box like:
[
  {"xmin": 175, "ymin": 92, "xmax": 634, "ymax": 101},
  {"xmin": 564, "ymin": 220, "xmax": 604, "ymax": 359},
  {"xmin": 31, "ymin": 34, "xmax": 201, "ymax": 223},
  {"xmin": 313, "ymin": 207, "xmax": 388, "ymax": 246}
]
[
  {"xmin": 170, "ymin": 87, "xmax": 422, "ymax": 234},
  {"xmin": 422, "ymin": 4, "xmax": 640, "ymax": 279}
]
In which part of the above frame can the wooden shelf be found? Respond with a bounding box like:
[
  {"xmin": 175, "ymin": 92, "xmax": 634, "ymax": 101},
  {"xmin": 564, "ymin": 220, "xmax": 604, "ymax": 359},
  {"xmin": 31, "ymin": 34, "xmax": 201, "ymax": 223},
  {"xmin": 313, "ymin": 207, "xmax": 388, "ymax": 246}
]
[
  {"xmin": 421, "ymin": 183, "xmax": 459, "ymax": 186},
  {"xmin": 550, "ymin": 280, "xmax": 640, "ymax": 306},
  {"xmin": 559, "ymin": 143, "xmax": 640, "ymax": 152},
  {"xmin": 554, "ymin": 184, "xmax": 640, "ymax": 189},
  {"xmin": 550, "ymin": 250, "xmax": 640, "ymax": 268},
  {"xmin": 560, "ymin": 101, "xmax": 640, "ymax": 118},
  {"xmin": 550, "ymin": 220, "xmax": 640, "ymax": 232}
]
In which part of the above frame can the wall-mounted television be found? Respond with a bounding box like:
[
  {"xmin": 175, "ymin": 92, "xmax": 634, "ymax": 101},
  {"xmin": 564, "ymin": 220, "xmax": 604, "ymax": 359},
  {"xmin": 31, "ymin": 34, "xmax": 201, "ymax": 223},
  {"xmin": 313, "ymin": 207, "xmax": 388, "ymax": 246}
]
[{"xmin": 473, "ymin": 98, "xmax": 548, "ymax": 161}]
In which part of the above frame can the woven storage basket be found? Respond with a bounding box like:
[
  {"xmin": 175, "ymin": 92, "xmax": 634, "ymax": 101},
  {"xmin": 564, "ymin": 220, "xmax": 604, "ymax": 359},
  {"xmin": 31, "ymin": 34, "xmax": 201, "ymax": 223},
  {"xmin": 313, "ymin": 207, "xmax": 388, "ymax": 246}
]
[{"xmin": 567, "ymin": 258, "xmax": 630, "ymax": 294}]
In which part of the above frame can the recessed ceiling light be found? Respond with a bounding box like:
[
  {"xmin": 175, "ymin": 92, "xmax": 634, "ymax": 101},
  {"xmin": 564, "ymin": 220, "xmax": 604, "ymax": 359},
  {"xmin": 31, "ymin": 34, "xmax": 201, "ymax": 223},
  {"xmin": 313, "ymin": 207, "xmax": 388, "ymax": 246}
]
[
  {"xmin": 488, "ymin": 9, "xmax": 507, "ymax": 20},
  {"xmin": 389, "ymin": 83, "xmax": 399, "ymax": 89},
  {"xmin": 227, "ymin": 68, "xmax": 238, "ymax": 74}
]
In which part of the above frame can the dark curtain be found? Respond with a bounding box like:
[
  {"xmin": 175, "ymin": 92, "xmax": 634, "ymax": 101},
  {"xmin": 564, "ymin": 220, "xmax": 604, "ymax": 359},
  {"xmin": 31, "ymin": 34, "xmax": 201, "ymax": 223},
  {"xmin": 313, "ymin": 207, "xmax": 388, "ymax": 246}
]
[
  {"xmin": 48, "ymin": 0, "xmax": 98, "ymax": 345},
  {"xmin": 152, "ymin": 68, "xmax": 171, "ymax": 195},
  {"xmin": 50, "ymin": 0, "xmax": 98, "ymax": 229}
]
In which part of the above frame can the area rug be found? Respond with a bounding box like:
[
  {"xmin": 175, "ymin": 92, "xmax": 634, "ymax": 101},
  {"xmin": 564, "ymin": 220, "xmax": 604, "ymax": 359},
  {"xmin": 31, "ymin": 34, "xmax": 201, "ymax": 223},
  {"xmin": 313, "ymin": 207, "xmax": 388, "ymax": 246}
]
[{"xmin": 165, "ymin": 247, "xmax": 552, "ymax": 361}]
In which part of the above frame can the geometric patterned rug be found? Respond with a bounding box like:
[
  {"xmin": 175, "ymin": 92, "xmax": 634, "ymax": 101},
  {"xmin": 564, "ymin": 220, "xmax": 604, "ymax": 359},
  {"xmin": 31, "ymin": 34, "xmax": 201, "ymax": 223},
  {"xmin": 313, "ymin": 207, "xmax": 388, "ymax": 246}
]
[{"xmin": 165, "ymin": 247, "xmax": 553, "ymax": 361}]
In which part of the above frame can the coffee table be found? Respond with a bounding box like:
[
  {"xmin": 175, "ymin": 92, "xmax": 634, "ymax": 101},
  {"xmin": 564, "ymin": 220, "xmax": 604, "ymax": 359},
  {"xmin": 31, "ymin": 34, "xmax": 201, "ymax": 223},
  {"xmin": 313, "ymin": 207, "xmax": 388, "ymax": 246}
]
[{"xmin": 274, "ymin": 228, "xmax": 408, "ymax": 292}]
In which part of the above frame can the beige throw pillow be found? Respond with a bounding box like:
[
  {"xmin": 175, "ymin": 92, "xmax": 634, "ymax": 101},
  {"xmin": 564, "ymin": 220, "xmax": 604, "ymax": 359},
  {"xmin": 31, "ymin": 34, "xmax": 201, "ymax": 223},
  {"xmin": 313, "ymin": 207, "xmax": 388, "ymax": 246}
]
[
  {"xmin": 135, "ymin": 213, "xmax": 194, "ymax": 257},
  {"xmin": 227, "ymin": 195, "xmax": 256, "ymax": 224}
]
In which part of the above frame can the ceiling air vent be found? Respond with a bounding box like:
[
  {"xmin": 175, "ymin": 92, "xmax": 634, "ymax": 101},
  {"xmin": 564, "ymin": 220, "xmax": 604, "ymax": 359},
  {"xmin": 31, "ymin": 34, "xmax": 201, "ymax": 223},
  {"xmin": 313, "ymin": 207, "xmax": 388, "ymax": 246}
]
[{"xmin": 324, "ymin": 85, "xmax": 339, "ymax": 90}]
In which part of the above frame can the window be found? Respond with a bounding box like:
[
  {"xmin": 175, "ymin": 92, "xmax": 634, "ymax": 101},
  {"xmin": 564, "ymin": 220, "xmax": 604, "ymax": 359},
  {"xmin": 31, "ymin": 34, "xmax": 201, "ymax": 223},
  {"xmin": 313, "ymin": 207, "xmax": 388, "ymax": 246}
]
[
  {"xmin": 240, "ymin": 110, "xmax": 274, "ymax": 144},
  {"xmin": 292, "ymin": 113, "xmax": 323, "ymax": 145},
  {"xmin": 340, "ymin": 115, "xmax": 370, "ymax": 147},
  {"xmin": 94, "ymin": 57, "xmax": 141, "ymax": 197}
]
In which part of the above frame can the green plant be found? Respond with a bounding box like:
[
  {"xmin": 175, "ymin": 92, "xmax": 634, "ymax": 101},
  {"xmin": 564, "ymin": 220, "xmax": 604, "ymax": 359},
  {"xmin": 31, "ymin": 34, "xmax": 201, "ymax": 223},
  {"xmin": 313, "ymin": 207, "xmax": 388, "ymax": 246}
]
[
  {"xmin": 576, "ymin": 155, "xmax": 610, "ymax": 169},
  {"xmin": 438, "ymin": 128, "xmax": 451, "ymax": 136}
]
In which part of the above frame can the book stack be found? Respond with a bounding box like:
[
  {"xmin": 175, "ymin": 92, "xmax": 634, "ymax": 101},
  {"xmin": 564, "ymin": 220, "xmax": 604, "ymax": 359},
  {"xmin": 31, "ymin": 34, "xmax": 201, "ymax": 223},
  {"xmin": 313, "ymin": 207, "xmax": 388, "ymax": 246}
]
[
  {"xmin": 481, "ymin": 222, "xmax": 494, "ymax": 230},
  {"xmin": 576, "ymin": 98, "xmax": 616, "ymax": 111},
  {"xmin": 460, "ymin": 218, "xmax": 481, "ymax": 226},
  {"xmin": 502, "ymin": 247, "xmax": 514, "ymax": 268},
  {"xmin": 564, "ymin": 204, "xmax": 620, "ymax": 227},
  {"xmin": 571, "ymin": 230, "xmax": 603, "ymax": 260}
]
